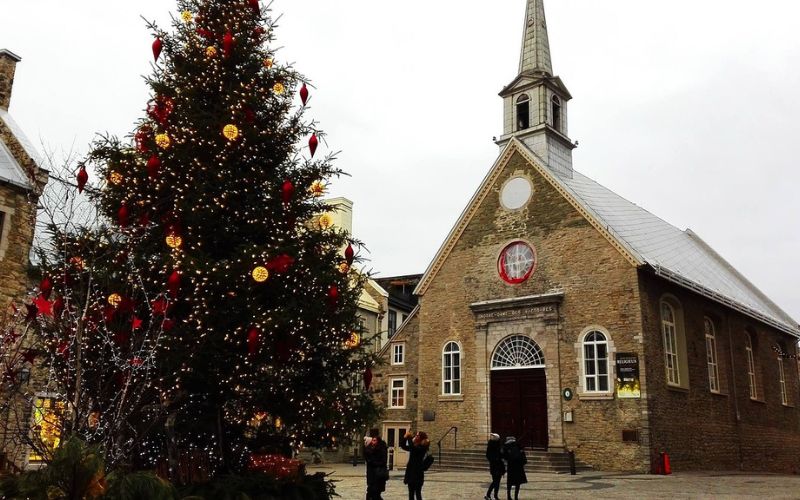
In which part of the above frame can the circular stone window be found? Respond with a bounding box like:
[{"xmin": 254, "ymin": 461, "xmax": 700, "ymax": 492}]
[
  {"xmin": 500, "ymin": 176, "xmax": 532, "ymax": 210},
  {"xmin": 498, "ymin": 241, "xmax": 537, "ymax": 284}
]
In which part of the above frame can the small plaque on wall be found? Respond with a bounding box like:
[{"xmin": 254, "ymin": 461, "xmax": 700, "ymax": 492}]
[{"xmin": 423, "ymin": 410, "xmax": 435, "ymax": 422}]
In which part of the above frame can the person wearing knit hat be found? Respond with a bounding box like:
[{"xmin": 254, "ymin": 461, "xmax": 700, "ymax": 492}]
[
  {"xmin": 484, "ymin": 433, "xmax": 505, "ymax": 500},
  {"xmin": 502, "ymin": 436, "xmax": 527, "ymax": 500}
]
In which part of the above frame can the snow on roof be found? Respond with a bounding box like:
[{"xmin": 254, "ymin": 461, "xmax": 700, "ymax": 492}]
[
  {"xmin": 0, "ymin": 108, "xmax": 44, "ymax": 168},
  {"xmin": 0, "ymin": 139, "xmax": 31, "ymax": 189}
]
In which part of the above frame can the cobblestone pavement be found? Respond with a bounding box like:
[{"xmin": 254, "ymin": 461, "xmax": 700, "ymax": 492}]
[{"xmin": 308, "ymin": 464, "xmax": 800, "ymax": 499}]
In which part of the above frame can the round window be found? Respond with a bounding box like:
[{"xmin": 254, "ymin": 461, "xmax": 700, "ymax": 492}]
[
  {"xmin": 498, "ymin": 241, "xmax": 536, "ymax": 284},
  {"xmin": 500, "ymin": 177, "xmax": 532, "ymax": 210}
]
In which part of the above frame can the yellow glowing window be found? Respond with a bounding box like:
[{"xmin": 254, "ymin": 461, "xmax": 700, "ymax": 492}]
[{"xmin": 28, "ymin": 397, "xmax": 65, "ymax": 463}]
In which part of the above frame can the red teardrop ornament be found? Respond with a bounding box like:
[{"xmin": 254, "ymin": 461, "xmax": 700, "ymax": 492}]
[
  {"xmin": 118, "ymin": 204, "xmax": 130, "ymax": 228},
  {"xmin": 40, "ymin": 277, "xmax": 53, "ymax": 299},
  {"xmin": 152, "ymin": 38, "xmax": 163, "ymax": 61},
  {"xmin": 147, "ymin": 155, "xmax": 161, "ymax": 178},
  {"xmin": 309, "ymin": 133, "xmax": 318, "ymax": 158},
  {"xmin": 364, "ymin": 367, "xmax": 373, "ymax": 390},
  {"xmin": 247, "ymin": 326, "xmax": 260, "ymax": 355},
  {"xmin": 300, "ymin": 83, "xmax": 309, "ymax": 106},
  {"xmin": 167, "ymin": 270, "xmax": 180, "ymax": 298},
  {"xmin": 344, "ymin": 244, "xmax": 355, "ymax": 266},
  {"xmin": 77, "ymin": 165, "xmax": 88, "ymax": 193},
  {"xmin": 281, "ymin": 180, "xmax": 294, "ymax": 204},
  {"xmin": 223, "ymin": 31, "xmax": 234, "ymax": 58}
]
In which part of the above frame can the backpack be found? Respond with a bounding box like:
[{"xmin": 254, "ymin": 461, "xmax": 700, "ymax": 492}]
[{"xmin": 422, "ymin": 453, "xmax": 435, "ymax": 471}]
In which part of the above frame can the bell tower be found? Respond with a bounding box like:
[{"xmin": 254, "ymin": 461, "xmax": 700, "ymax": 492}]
[{"xmin": 496, "ymin": 0, "xmax": 575, "ymax": 178}]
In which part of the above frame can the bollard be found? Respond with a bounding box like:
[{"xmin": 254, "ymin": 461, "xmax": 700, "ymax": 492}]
[
  {"xmin": 661, "ymin": 451, "xmax": 671, "ymax": 475},
  {"xmin": 568, "ymin": 450, "xmax": 576, "ymax": 475},
  {"xmin": 388, "ymin": 447, "xmax": 394, "ymax": 470},
  {"xmin": 352, "ymin": 446, "xmax": 358, "ymax": 467}
]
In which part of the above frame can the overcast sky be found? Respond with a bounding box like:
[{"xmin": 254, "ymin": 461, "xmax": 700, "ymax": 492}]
[{"xmin": 2, "ymin": 0, "xmax": 798, "ymax": 322}]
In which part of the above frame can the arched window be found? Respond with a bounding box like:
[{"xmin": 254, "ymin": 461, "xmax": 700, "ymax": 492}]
[
  {"xmin": 442, "ymin": 342, "xmax": 461, "ymax": 395},
  {"xmin": 551, "ymin": 95, "xmax": 561, "ymax": 131},
  {"xmin": 745, "ymin": 331, "xmax": 758, "ymax": 399},
  {"xmin": 516, "ymin": 95, "xmax": 530, "ymax": 131},
  {"xmin": 661, "ymin": 302, "xmax": 680, "ymax": 385},
  {"xmin": 491, "ymin": 335, "xmax": 544, "ymax": 369},
  {"xmin": 582, "ymin": 331, "xmax": 609, "ymax": 392},
  {"xmin": 704, "ymin": 318, "xmax": 720, "ymax": 393}
]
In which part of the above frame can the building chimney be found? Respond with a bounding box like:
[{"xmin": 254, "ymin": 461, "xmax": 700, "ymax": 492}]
[{"xmin": 0, "ymin": 49, "xmax": 22, "ymax": 110}]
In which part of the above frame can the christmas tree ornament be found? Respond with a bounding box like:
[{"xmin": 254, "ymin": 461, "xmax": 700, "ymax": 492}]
[
  {"xmin": 181, "ymin": 10, "xmax": 193, "ymax": 23},
  {"xmin": 338, "ymin": 262, "xmax": 349, "ymax": 274},
  {"xmin": 147, "ymin": 155, "xmax": 161, "ymax": 178},
  {"xmin": 108, "ymin": 293, "xmax": 123, "ymax": 307},
  {"xmin": 109, "ymin": 171, "xmax": 123, "ymax": 185},
  {"xmin": 197, "ymin": 27, "xmax": 214, "ymax": 39},
  {"xmin": 364, "ymin": 367, "xmax": 373, "ymax": 390},
  {"xmin": 155, "ymin": 133, "xmax": 171, "ymax": 149},
  {"xmin": 165, "ymin": 228, "xmax": 183, "ymax": 249},
  {"xmin": 253, "ymin": 26, "xmax": 266, "ymax": 38},
  {"xmin": 53, "ymin": 296, "xmax": 65, "ymax": 318},
  {"xmin": 135, "ymin": 127, "xmax": 150, "ymax": 153},
  {"xmin": 281, "ymin": 180, "xmax": 294, "ymax": 204},
  {"xmin": 300, "ymin": 83, "xmax": 309, "ymax": 106},
  {"xmin": 308, "ymin": 133, "xmax": 318, "ymax": 157},
  {"xmin": 272, "ymin": 82, "xmax": 285, "ymax": 94},
  {"xmin": 344, "ymin": 332, "xmax": 360, "ymax": 349},
  {"xmin": 309, "ymin": 180, "xmax": 325, "ymax": 197},
  {"xmin": 132, "ymin": 317, "xmax": 143, "ymax": 330},
  {"xmin": 151, "ymin": 297, "xmax": 168, "ymax": 315},
  {"xmin": 33, "ymin": 295, "xmax": 53, "ymax": 317},
  {"xmin": 206, "ymin": 46, "xmax": 218, "ymax": 58},
  {"xmin": 167, "ymin": 270, "xmax": 181, "ymax": 298},
  {"xmin": 318, "ymin": 213, "xmax": 333, "ymax": 230},
  {"xmin": 223, "ymin": 31, "xmax": 234, "ymax": 58},
  {"xmin": 118, "ymin": 204, "xmax": 130, "ymax": 228},
  {"xmin": 152, "ymin": 37, "xmax": 163, "ymax": 61},
  {"xmin": 40, "ymin": 277, "xmax": 53, "ymax": 299},
  {"xmin": 251, "ymin": 266, "xmax": 269, "ymax": 282},
  {"xmin": 344, "ymin": 243, "xmax": 355, "ymax": 265},
  {"xmin": 327, "ymin": 285, "xmax": 339, "ymax": 305},
  {"xmin": 69, "ymin": 256, "xmax": 84, "ymax": 270},
  {"xmin": 223, "ymin": 124, "xmax": 240, "ymax": 141},
  {"xmin": 266, "ymin": 254, "xmax": 295, "ymax": 273},
  {"xmin": 77, "ymin": 165, "xmax": 88, "ymax": 193},
  {"xmin": 247, "ymin": 326, "xmax": 260, "ymax": 355},
  {"xmin": 263, "ymin": 58, "xmax": 274, "ymax": 69}
]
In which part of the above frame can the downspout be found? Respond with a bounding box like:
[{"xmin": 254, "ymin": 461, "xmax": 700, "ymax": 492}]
[
  {"xmin": 556, "ymin": 301, "xmax": 565, "ymax": 452},
  {"xmin": 726, "ymin": 315, "xmax": 743, "ymax": 470}
]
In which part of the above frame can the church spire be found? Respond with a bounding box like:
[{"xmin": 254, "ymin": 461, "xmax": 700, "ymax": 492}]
[{"xmin": 519, "ymin": 0, "xmax": 552, "ymax": 76}]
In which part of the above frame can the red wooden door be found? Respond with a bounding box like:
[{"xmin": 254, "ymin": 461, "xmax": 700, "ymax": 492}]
[{"xmin": 490, "ymin": 368, "xmax": 548, "ymax": 449}]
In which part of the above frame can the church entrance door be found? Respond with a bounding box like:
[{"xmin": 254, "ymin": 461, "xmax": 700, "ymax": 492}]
[{"xmin": 490, "ymin": 368, "xmax": 548, "ymax": 449}]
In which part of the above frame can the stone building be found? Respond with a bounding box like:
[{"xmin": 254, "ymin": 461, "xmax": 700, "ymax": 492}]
[{"xmin": 372, "ymin": 1, "xmax": 800, "ymax": 473}]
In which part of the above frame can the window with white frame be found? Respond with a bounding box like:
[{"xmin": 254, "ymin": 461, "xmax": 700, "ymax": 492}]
[
  {"xmin": 582, "ymin": 330, "xmax": 609, "ymax": 392},
  {"xmin": 704, "ymin": 318, "xmax": 720, "ymax": 393},
  {"xmin": 442, "ymin": 341, "xmax": 461, "ymax": 395},
  {"xmin": 389, "ymin": 378, "xmax": 406, "ymax": 408},
  {"xmin": 661, "ymin": 302, "xmax": 680, "ymax": 386},
  {"xmin": 392, "ymin": 343, "xmax": 405, "ymax": 365},
  {"xmin": 745, "ymin": 333, "xmax": 758, "ymax": 399}
]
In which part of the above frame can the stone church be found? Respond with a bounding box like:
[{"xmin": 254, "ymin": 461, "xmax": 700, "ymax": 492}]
[{"xmin": 373, "ymin": 0, "xmax": 800, "ymax": 473}]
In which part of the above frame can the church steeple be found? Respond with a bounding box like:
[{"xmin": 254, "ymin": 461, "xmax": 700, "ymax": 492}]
[
  {"xmin": 519, "ymin": 0, "xmax": 552, "ymax": 76},
  {"xmin": 497, "ymin": 0, "xmax": 575, "ymax": 178}
]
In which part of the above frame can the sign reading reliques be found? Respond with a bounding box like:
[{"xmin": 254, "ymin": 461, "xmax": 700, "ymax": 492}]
[{"xmin": 615, "ymin": 352, "xmax": 641, "ymax": 399}]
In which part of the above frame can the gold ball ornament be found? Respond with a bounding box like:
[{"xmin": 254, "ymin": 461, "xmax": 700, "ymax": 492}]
[
  {"xmin": 181, "ymin": 10, "xmax": 193, "ymax": 22},
  {"xmin": 272, "ymin": 82, "xmax": 285, "ymax": 95},
  {"xmin": 108, "ymin": 293, "xmax": 122, "ymax": 307},
  {"xmin": 206, "ymin": 46, "xmax": 218, "ymax": 57},
  {"xmin": 263, "ymin": 58, "xmax": 274, "ymax": 69},
  {"xmin": 252, "ymin": 266, "xmax": 269, "ymax": 283},
  {"xmin": 109, "ymin": 172, "xmax": 123, "ymax": 185},
  {"xmin": 318, "ymin": 213, "xmax": 334, "ymax": 230},
  {"xmin": 344, "ymin": 332, "xmax": 361, "ymax": 349},
  {"xmin": 165, "ymin": 234, "xmax": 183, "ymax": 249},
  {"xmin": 309, "ymin": 180, "xmax": 326, "ymax": 197},
  {"xmin": 223, "ymin": 124, "xmax": 240, "ymax": 141},
  {"xmin": 155, "ymin": 133, "xmax": 171, "ymax": 149},
  {"xmin": 338, "ymin": 262, "xmax": 350, "ymax": 274}
]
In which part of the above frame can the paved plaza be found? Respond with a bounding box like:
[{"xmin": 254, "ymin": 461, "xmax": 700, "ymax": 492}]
[{"xmin": 308, "ymin": 464, "xmax": 800, "ymax": 499}]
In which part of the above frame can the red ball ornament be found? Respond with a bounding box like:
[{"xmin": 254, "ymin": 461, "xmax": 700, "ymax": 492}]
[
  {"xmin": 247, "ymin": 326, "xmax": 260, "ymax": 355},
  {"xmin": 364, "ymin": 367, "xmax": 373, "ymax": 390},
  {"xmin": 344, "ymin": 244, "xmax": 355, "ymax": 266},
  {"xmin": 40, "ymin": 277, "xmax": 53, "ymax": 299},
  {"xmin": 147, "ymin": 155, "xmax": 161, "ymax": 178},
  {"xmin": 77, "ymin": 165, "xmax": 88, "ymax": 193},
  {"xmin": 118, "ymin": 204, "xmax": 130, "ymax": 228},
  {"xmin": 267, "ymin": 254, "xmax": 295, "ymax": 274},
  {"xmin": 327, "ymin": 285, "xmax": 339, "ymax": 307},
  {"xmin": 308, "ymin": 133, "xmax": 318, "ymax": 158},
  {"xmin": 281, "ymin": 180, "xmax": 294, "ymax": 204},
  {"xmin": 167, "ymin": 270, "xmax": 181, "ymax": 298},
  {"xmin": 152, "ymin": 37, "xmax": 163, "ymax": 61},
  {"xmin": 223, "ymin": 31, "xmax": 234, "ymax": 58},
  {"xmin": 196, "ymin": 27, "xmax": 214, "ymax": 39},
  {"xmin": 300, "ymin": 83, "xmax": 309, "ymax": 106},
  {"xmin": 135, "ymin": 127, "xmax": 151, "ymax": 153}
]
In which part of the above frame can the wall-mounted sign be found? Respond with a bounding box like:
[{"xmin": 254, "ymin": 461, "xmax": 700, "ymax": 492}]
[{"xmin": 616, "ymin": 353, "xmax": 641, "ymax": 399}]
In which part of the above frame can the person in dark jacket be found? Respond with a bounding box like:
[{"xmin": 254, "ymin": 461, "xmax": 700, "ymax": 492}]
[
  {"xmin": 502, "ymin": 436, "xmax": 527, "ymax": 500},
  {"xmin": 484, "ymin": 433, "xmax": 505, "ymax": 500},
  {"xmin": 400, "ymin": 431, "xmax": 430, "ymax": 500},
  {"xmin": 364, "ymin": 428, "xmax": 388, "ymax": 500}
]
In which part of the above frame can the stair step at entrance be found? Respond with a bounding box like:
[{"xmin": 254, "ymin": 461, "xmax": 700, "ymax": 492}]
[{"xmin": 431, "ymin": 448, "xmax": 593, "ymax": 474}]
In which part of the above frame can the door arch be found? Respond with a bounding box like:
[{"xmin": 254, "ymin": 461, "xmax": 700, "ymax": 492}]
[{"xmin": 490, "ymin": 335, "xmax": 548, "ymax": 449}]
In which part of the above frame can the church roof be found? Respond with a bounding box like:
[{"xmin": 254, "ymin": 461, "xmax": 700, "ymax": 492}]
[{"xmin": 414, "ymin": 139, "xmax": 799, "ymax": 337}]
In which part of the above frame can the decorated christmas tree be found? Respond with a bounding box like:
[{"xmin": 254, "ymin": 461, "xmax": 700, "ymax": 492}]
[{"xmin": 2, "ymin": 0, "xmax": 380, "ymax": 480}]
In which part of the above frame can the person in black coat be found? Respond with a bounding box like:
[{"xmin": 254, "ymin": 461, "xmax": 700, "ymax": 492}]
[
  {"xmin": 400, "ymin": 431, "xmax": 430, "ymax": 500},
  {"xmin": 484, "ymin": 433, "xmax": 505, "ymax": 500},
  {"xmin": 364, "ymin": 428, "xmax": 388, "ymax": 500},
  {"xmin": 502, "ymin": 436, "xmax": 527, "ymax": 500}
]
